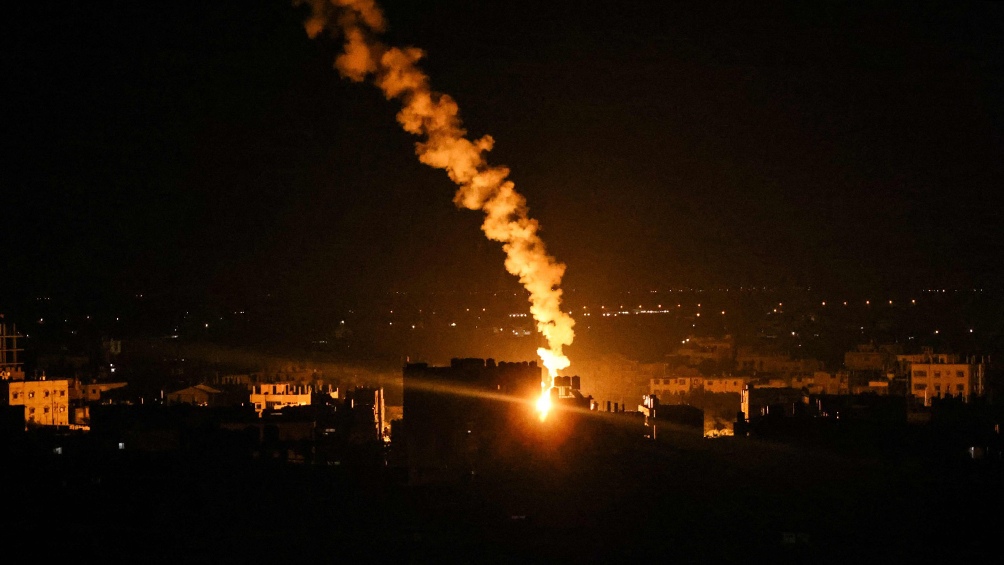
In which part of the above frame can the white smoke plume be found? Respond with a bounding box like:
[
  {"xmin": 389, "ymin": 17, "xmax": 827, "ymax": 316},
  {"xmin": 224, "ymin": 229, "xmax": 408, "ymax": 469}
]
[{"xmin": 297, "ymin": 0, "xmax": 574, "ymax": 382}]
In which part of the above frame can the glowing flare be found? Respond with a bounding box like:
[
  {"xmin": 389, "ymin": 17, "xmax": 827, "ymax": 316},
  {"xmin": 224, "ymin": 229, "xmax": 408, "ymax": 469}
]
[
  {"xmin": 300, "ymin": 0, "xmax": 576, "ymax": 377},
  {"xmin": 535, "ymin": 390, "xmax": 552, "ymax": 422}
]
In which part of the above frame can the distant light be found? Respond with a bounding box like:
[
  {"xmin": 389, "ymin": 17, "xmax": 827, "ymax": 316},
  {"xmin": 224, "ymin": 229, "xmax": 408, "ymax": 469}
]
[
  {"xmin": 969, "ymin": 329, "xmax": 973, "ymax": 333},
  {"xmin": 911, "ymin": 299, "xmax": 916, "ymax": 304},
  {"xmin": 935, "ymin": 330, "xmax": 940, "ymax": 334},
  {"xmin": 450, "ymin": 322, "xmax": 457, "ymax": 327},
  {"xmin": 821, "ymin": 301, "xmax": 826, "ymax": 306},
  {"xmin": 866, "ymin": 300, "xmax": 870, "ymax": 305},
  {"xmin": 888, "ymin": 300, "xmax": 893, "ymax": 305}
]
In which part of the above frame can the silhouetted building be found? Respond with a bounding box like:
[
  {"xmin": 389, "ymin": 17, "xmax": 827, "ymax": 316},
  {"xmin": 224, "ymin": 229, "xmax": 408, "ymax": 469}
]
[{"xmin": 402, "ymin": 358, "xmax": 542, "ymax": 483}]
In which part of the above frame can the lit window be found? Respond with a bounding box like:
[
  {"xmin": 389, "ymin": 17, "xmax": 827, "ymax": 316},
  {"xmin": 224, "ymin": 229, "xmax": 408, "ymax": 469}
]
[{"xmin": 28, "ymin": 392, "xmax": 34, "ymax": 399}]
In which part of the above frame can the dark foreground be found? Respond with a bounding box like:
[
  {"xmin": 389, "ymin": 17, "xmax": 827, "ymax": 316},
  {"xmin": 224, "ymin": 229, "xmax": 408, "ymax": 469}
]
[{"xmin": 6, "ymin": 423, "xmax": 1001, "ymax": 565}]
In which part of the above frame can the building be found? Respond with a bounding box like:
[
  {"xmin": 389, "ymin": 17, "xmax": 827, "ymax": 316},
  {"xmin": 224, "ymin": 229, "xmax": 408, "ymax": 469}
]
[
  {"xmin": 844, "ymin": 343, "xmax": 902, "ymax": 373},
  {"xmin": 909, "ymin": 359, "xmax": 987, "ymax": 407},
  {"xmin": 735, "ymin": 348, "xmax": 823, "ymax": 375},
  {"xmin": 402, "ymin": 358, "xmax": 542, "ymax": 482},
  {"xmin": 807, "ymin": 371, "xmax": 850, "ymax": 396},
  {"xmin": 249, "ymin": 383, "xmax": 312, "ymax": 416},
  {"xmin": 740, "ymin": 383, "xmax": 805, "ymax": 422},
  {"xmin": 0, "ymin": 322, "xmax": 25, "ymax": 381},
  {"xmin": 649, "ymin": 367, "xmax": 702, "ymax": 398},
  {"xmin": 166, "ymin": 384, "xmax": 224, "ymax": 406},
  {"xmin": 69, "ymin": 379, "xmax": 129, "ymax": 403},
  {"xmin": 2, "ymin": 378, "xmax": 71, "ymax": 427},
  {"xmin": 703, "ymin": 377, "xmax": 746, "ymax": 394}
]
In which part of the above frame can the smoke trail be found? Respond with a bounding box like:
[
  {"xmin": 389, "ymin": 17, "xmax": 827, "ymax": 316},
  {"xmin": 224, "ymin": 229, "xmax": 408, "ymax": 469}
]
[{"xmin": 298, "ymin": 0, "xmax": 574, "ymax": 382}]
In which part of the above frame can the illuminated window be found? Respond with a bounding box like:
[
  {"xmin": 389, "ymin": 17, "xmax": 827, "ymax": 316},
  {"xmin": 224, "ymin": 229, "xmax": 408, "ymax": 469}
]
[{"xmin": 28, "ymin": 391, "xmax": 34, "ymax": 399}]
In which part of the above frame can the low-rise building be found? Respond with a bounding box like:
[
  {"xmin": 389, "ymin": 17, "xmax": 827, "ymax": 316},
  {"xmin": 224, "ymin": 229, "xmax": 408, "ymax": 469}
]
[
  {"xmin": 250, "ymin": 383, "xmax": 312, "ymax": 416},
  {"xmin": 2, "ymin": 378, "xmax": 71, "ymax": 427},
  {"xmin": 909, "ymin": 360, "xmax": 986, "ymax": 406}
]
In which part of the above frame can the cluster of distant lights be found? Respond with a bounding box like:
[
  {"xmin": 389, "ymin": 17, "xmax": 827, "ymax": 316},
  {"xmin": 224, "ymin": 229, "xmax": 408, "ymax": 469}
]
[{"xmin": 16, "ymin": 288, "xmax": 987, "ymax": 338}]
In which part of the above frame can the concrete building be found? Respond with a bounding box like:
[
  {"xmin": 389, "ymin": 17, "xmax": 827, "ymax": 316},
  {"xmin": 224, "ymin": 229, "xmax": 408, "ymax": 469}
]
[
  {"xmin": 805, "ymin": 371, "xmax": 849, "ymax": 395},
  {"xmin": 402, "ymin": 358, "xmax": 543, "ymax": 482},
  {"xmin": 2, "ymin": 378, "xmax": 71, "ymax": 427},
  {"xmin": 740, "ymin": 383, "xmax": 805, "ymax": 422},
  {"xmin": 0, "ymin": 322, "xmax": 25, "ymax": 381},
  {"xmin": 250, "ymin": 383, "xmax": 312, "ymax": 416},
  {"xmin": 735, "ymin": 348, "xmax": 823, "ymax": 375},
  {"xmin": 69, "ymin": 380, "xmax": 129, "ymax": 403},
  {"xmin": 703, "ymin": 376, "xmax": 746, "ymax": 394},
  {"xmin": 844, "ymin": 343, "xmax": 902, "ymax": 373},
  {"xmin": 909, "ymin": 360, "xmax": 986, "ymax": 407}
]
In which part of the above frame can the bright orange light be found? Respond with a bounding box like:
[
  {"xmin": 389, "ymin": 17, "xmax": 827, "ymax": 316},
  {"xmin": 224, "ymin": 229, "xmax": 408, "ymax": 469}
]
[{"xmin": 536, "ymin": 391, "xmax": 552, "ymax": 422}]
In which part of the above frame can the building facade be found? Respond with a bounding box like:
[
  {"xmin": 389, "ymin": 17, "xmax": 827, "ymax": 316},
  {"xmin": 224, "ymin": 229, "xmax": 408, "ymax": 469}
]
[
  {"xmin": 2, "ymin": 379, "xmax": 71, "ymax": 427},
  {"xmin": 249, "ymin": 383, "xmax": 312, "ymax": 416}
]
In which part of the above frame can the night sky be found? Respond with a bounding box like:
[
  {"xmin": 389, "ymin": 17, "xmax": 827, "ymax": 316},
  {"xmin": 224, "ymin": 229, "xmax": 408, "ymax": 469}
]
[{"xmin": 5, "ymin": 1, "xmax": 1002, "ymax": 314}]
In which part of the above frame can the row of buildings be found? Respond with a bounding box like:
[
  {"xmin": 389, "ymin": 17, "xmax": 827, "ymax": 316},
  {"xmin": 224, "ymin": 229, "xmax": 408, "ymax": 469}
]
[{"xmin": 650, "ymin": 337, "xmax": 988, "ymax": 407}]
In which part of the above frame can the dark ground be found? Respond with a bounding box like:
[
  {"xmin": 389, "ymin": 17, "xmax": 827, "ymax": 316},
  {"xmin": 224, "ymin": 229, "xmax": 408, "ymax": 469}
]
[{"xmin": 6, "ymin": 417, "xmax": 1001, "ymax": 564}]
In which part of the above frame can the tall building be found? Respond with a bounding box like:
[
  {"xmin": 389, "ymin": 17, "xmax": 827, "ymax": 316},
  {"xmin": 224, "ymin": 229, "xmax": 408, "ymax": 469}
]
[
  {"xmin": 0, "ymin": 322, "xmax": 25, "ymax": 381},
  {"xmin": 402, "ymin": 358, "xmax": 542, "ymax": 482}
]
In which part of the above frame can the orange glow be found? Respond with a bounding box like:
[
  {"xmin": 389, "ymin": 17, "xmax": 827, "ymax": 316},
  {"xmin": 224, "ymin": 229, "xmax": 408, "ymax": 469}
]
[{"xmin": 535, "ymin": 390, "xmax": 552, "ymax": 422}]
